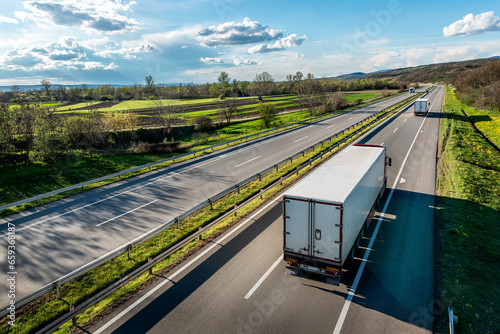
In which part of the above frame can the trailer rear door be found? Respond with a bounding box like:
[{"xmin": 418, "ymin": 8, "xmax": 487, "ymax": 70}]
[
  {"xmin": 283, "ymin": 198, "xmax": 310, "ymax": 256},
  {"xmin": 312, "ymin": 202, "xmax": 341, "ymax": 262}
]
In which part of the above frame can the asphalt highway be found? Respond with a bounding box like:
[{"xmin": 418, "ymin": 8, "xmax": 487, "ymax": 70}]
[
  {"xmin": 90, "ymin": 86, "xmax": 443, "ymax": 334},
  {"xmin": 0, "ymin": 90, "xmax": 424, "ymax": 306}
]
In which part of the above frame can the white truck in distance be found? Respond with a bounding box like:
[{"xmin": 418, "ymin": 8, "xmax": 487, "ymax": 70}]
[
  {"xmin": 414, "ymin": 98, "xmax": 429, "ymax": 116},
  {"xmin": 283, "ymin": 144, "xmax": 390, "ymax": 285}
]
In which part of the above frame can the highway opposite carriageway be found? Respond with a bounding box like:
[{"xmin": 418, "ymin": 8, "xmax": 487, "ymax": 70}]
[
  {"xmin": 91, "ymin": 86, "xmax": 443, "ymax": 334},
  {"xmin": 0, "ymin": 89, "xmax": 425, "ymax": 304}
]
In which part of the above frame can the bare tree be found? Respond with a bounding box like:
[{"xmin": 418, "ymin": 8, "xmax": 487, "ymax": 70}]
[
  {"xmin": 153, "ymin": 100, "xmax": 186, "ymax": 140},
  {"xmin": 145, "ymin": 75, "xmax": 155, "ymax": 95},
  {"xmin": 11, "ymin": 85, "xmax": 21, "ymax": 95},
  {"xmin": 218, "ymin": 98, "xmax": 238, "ymax": 126},
  {"xmin": 254, "ymin": 71, "xmax": 274, "ymax": 100},
  {"xmin": 41, "ymin": 80, "xmax": 51, "ymax": 97}
]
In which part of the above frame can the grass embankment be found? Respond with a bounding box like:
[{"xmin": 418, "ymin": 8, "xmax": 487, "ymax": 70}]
[
  {"xmin": 461, "ymin": 106, "xmax": 500, "ymax": 148},
  {"xmin": 0, "ymin": 95, "xmax": 411, "ymax": 334},
  {"xmin": 0, "ymin": 92, "xmax": 386, "ymax": 214},
  {"xmin": 435, "ymin": 88, "xmax": 500, "ymax": 333}
]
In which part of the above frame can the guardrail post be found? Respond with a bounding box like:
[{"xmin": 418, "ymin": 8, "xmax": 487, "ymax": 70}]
[
  {"xmin": 148, "ymin": 258, "xmax": 153, "ymax": 275},
  {"xmin": 81, "ymin": 185, "xmax": 84, "ymax": 191},
  {"xmin": 55, "ymin": 281, "xmax": 61, "ymax": 299},
  {"xmin": 128, "ymin": 245, "xmax": 132, "ymax": 259},
  {"xmin": 236, "ymin": 185, "xmax": 240, "ymax": 194},
  {"xmin": 290, "ymin": 157, "xmax": 293, "ymax": 164},
  {"xmin": 199, "ymin": 227, "xmax": 203, "ymax": 240},
  {"xmin": 274, "ymin": 164, "xmax": 278, "ymax": 171},
  {"xmin": 208, "ymin": 198, "xmax": 213, "ymax": 210},
  {"xmin": 302, "ymin": 151, "xmax": 305, "ymax": 157},
  {"xmin": 175, "ymin": 217, "xmax": 179, "ymax": 229},
  {"xmin": 258, "ymin": 173, "xmax": 262, "ymax": 181}
]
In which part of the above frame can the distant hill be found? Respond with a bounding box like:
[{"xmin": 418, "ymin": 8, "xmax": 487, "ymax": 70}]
[
  {"xmin": 334, "ymin": 72, "xmax": 366, "ymax": 80},
  {"xmin": 365, "ymin": 58, "xmax": 500, "ymax": 83}
]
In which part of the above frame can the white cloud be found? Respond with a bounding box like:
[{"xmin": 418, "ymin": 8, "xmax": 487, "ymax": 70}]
[
  {"xmin": 231, "ymin": 56, "xmax": 258, "ymax": 66},
  {"xmin": 196, "ymin": 17, "xmax": 283, "ymax": 47},
  {"xmin": 432, "ymin": 46, "xmax": 477, "ymax": 63},
  {"xmin": 200, "ymin": 57, "xmax": 225, "ymax": 64},
  {"xmin": 248, "ymin": 34, "xmax": 307, "ymax": 54},
  {"xmin": 0, "ymin": 15, "xmax": 19, "ymax": 24},
  {"xmin": 137, "ymin": 26, "xmax": 201, "ymax": 49},
  {"xmin": 0, "ymin": 36, "xmax": 132, "ymax": 71},
  {"xmin": 14, "ymin": 0, "xmax": 141, "ymax": 34},
  {"xmin": 444, "ymin": 11, "xmax": 500, "ymax": 37}
]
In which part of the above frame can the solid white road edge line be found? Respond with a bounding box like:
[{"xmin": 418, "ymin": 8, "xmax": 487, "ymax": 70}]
[
  {"xmin": 96, "ymin": 200, "xmax": 158, "ymax": 227},
  {"xmin": 234, "ymin": 156, "xmax": 261, "ymax": 168},
  {"xmin": 94, "ymin": 192, "xmax": 285, "ymax": 334},
  {"xmin": 332, "ymin": 88, "xmax": 439, "ymax": 334},
  {"xmin": 244, "ymin": 256, "xmax": 282, "ymax": 299}
]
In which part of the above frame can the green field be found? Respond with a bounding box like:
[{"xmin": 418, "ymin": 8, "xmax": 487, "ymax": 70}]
[{"xmin": 435, "ymin": 87, "xmax": 500, "ymax": 333}]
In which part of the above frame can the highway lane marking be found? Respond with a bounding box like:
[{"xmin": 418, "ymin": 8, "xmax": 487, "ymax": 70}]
[
  {"xmin": 96, "ymin": 200, "xmax": 158, "ymax": 227},
  {"xmin": 380, "ymin": 142, "xmax": 384, "ymax": 146},
  {"xmin": 294, "ymin": 136, "xmax": 308, "ymax": 143},
  {"xmin": 235, "ymin": 156, "xmax": 261, "ymax": 168},
  {"xmin": 327, "ymin": 124, "xmax": 336, "ymax": 129},
  {"xmin": 332, "ymin": 91, "xmax": 438, "ymax": 334},
  {"xmin": 393, "ymin": 128, "xmax": 398, "ymax": 133},
  {"xmin": 94, "ymin": 192, "xmax": 284, "ymax": 334},
  {"xmin": 348, "ymin": 116, "xmax": 355, "ymax": 120},
  {"xmin": 404, "ymin": 119, "xmax": 407, "ymax": 122},
  {"xmin": 3, "ymin": 97, "xmax": 396, "ymax": 237},
  {"xmin": 244, "ymin": 256, "xmax": 282, "ymax": 299}
]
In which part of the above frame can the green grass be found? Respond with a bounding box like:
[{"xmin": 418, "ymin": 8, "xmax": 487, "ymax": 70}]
[
  {"xmin": 434, "ymin": 87, "xmax": 500, "ymax": 334},
  {"xmin": 54, "ymin": 101, "xmax": 103, "ymax": 111},
  {"xmin": 0, "ymin": 91, "xmax": 413, "ymax": 334}
]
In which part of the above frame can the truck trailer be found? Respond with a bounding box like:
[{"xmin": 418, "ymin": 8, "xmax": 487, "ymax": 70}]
[
  {"xmin": 414, "ymin": 98, "xmax": 429, "ymax": 116},
  {"xmin": 283, "ymin": 144, "xmax": 390, "ymax": 285}
]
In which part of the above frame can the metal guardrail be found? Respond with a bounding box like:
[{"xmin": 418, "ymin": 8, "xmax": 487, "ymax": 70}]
[
  {"xmin": 0, "ymin": 91, "xmax": 427, "ymax": 323},
  {"xmin": 0, "ymin": 93, "xmax": 406, "ymax": 213}
]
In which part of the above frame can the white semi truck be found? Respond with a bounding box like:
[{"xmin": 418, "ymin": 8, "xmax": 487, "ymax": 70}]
[
  {"xmin": 414, "ymin": 98, "xmax": 429, "ymax": 116},
  {"xmin": 283, "ymin": 144, "xmax": 390, "ymax": 285}
]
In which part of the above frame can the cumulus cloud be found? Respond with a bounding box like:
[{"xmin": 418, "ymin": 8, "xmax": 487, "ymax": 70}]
[
  {"xmin": 248, "ymin": 34, "xmax": 307, "ymax": 54},
  {"xmin": 14, "ymin": 0, "xmax": 141, "ymax": 34},
  {"xmin": 196, "ymin": 17, "xmax": 283, "ymax": 47},
  {"xmin": 0, "ymin": 15, "xmax": 19, "ymax": 24},
  {"xmin": 200, "ymin": 57, "xmax": 225, "ymax": 64},
  {"xmin": 0, "ymin": 35, "xmax": 150, "ymax": 71},
  {"xmin": 231, "ymin": 55, "xmax": 258, "ymax": 66},
  {"xmin": 444, "ymin": 11, "xmax": 500, "ymax": 37}
]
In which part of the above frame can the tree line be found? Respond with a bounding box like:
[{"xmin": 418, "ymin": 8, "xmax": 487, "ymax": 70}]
[{"xmin": 1, "ymin": 72, "xmax": 401, "ymax": 104}]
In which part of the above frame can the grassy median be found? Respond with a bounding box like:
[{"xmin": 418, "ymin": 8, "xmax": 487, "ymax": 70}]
[{"xmin": 434, "ymin": 88, "xmax": 500, "ymax": 333}]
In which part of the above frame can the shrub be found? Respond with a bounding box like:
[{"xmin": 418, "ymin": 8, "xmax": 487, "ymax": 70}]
[{"xmin": 191, "ymin": 115, "xmax": 213, "ymax": 132}]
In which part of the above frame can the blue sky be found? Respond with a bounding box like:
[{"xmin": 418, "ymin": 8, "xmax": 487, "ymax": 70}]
[{"xmin": 0, "ymin": 0, "xmax": 499, "ymax": 86}]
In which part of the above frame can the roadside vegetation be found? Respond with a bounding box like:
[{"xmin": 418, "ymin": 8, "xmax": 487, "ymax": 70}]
[
  {"xmin": 0, "ymin": 93, "xmax": 416, "ymax": 334},
  {"xmin": 435, "ymin": 87, "xmax": 500, "ymax": 334}
]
